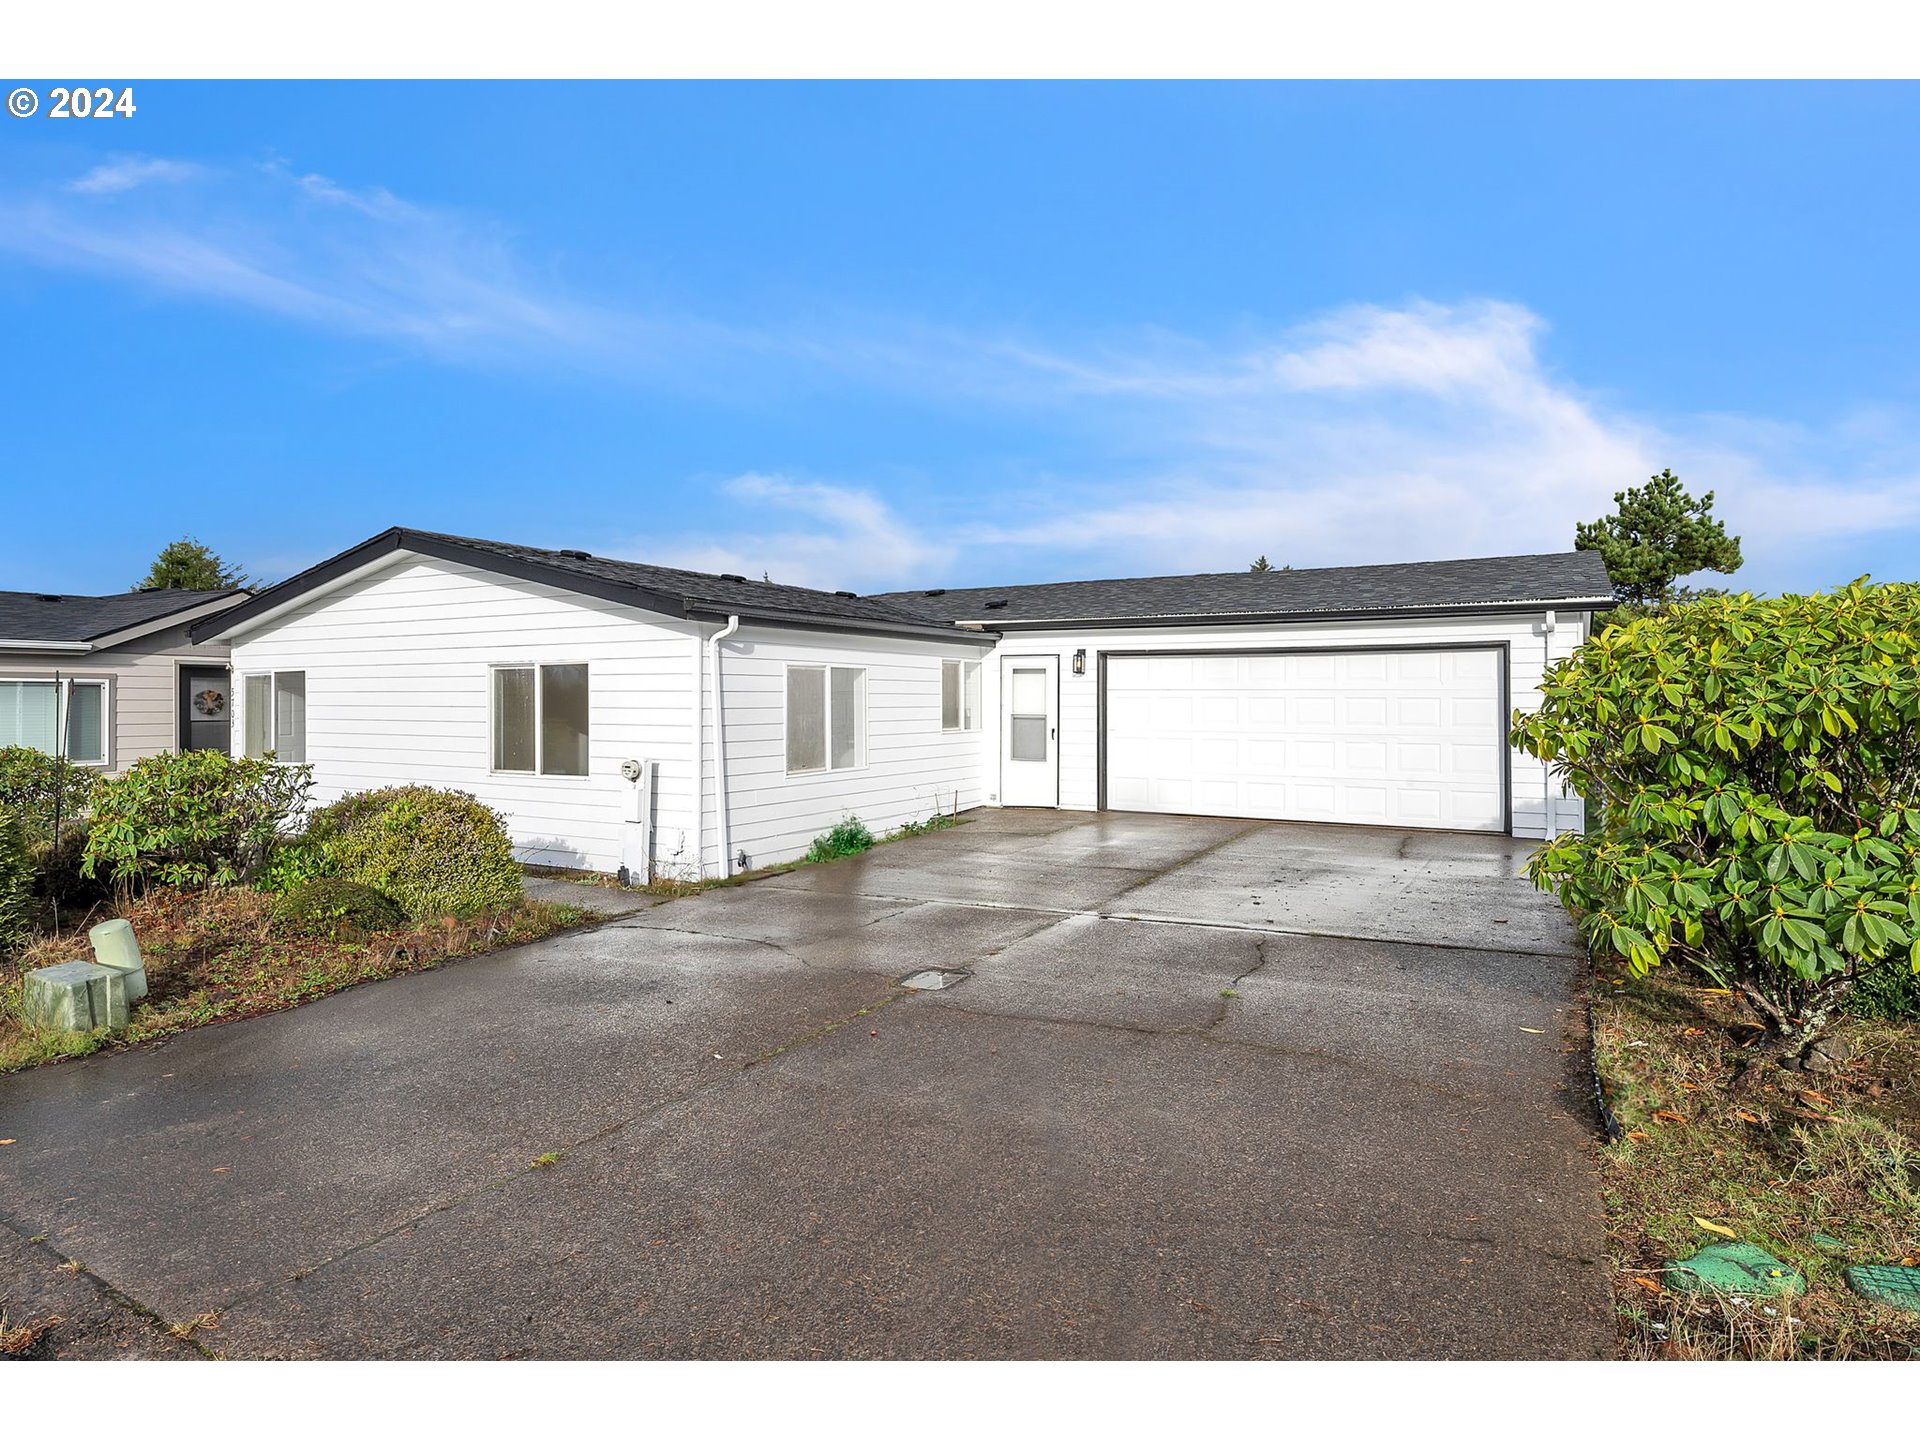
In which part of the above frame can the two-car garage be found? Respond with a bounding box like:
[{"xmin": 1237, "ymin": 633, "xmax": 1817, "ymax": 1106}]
[{"xmin": 1100, "ymin": 647, "xmax": 1511, "ymax": 833}]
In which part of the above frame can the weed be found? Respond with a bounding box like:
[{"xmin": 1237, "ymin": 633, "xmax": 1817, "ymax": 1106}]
[
  {"xmin": 806, "ymin": 816, "xmax": 875, "ymax": 864},
  {"xmin": 531, "ymin": 1152, "xmax": 560, "ymax": 1169},
  {"xmin": 0, "ymin": 1310, "xmax": 63, "ymax": 1356}
]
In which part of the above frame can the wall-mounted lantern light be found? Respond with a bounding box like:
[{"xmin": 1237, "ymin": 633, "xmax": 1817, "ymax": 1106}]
[{"xmin": 1072, "ymin": 648, "xmax": 1087, "ymax": 676}]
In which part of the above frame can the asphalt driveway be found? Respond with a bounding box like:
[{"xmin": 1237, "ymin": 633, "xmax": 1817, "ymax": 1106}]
[{"xmin": 0, "ymin": 810, "xmax": 1611, "ymax": 1360}]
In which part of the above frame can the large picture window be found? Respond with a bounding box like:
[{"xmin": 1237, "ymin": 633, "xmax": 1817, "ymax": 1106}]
[
  {"xmin": 0, "ymin": 678, "xmax": 108, "ymax": 766},
  {"xmin": 243, "ymin": 672, "xmax": 306, "ymax": 762},
  {"xmin": 492, "ymin": 664, "xmax": 589, "ymax": 776},
  {"xmin": 786, "ymin": 664, "xmax": 865, "ymax": 774},
  {"xmin": 941, "ymin": 659, "xmax": 982, "ymax": 732}
]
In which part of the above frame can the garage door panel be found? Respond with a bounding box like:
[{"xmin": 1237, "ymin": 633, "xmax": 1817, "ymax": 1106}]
[{"xmin": 1104, "ymin": 648, "xmax": 1506, "ymax": 833}]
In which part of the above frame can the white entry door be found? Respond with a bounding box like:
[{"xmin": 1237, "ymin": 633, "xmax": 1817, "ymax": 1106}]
[
  {"xmin": 1000, "ymin": 655, "xmax": 1059, "ymax": 806},
  {"xmin": 1103, "ymin": 648, "xmax": 1507, "ymax": 832}
]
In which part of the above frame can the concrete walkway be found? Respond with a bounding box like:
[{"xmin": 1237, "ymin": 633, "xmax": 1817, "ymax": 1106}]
[{"xmin": 0, "ymin": 810, "xmax": 1610, "ymax": 1359}]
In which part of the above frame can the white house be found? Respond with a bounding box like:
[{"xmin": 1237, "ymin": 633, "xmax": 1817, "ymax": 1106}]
[{"xmin": 191, "ymin": 528, "xmax": 1610, "ymax": 879}]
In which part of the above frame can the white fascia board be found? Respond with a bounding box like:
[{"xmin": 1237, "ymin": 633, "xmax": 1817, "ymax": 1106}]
[{"xmin": 212, "ymin": 549, "xmax": 418, "ymax": 643}]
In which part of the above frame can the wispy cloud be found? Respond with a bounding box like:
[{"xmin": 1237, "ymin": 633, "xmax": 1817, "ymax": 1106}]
[
  {"xmin": 5, "ymin": 155, "xmax": 668, "ymax": 369},
  {"xmin": 648, "ymin": 302, "xmax": 1920, "ymax": 592},
  {"xmin": 66, "ymin": 155, "xmax": 202, "ymax": 195},
  {"xmin": 4, "ymin": 153, "xmax": 1917, "ymax": 593}
]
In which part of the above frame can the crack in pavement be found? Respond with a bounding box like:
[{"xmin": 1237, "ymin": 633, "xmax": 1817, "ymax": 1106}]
[
  {"xmin": 76, "ymin": 984, "xmax": 923, "ymax": 1351},
  {"xmin": 0, "ymin": 1209, "xmax": 213, "ymax": 1360},
  {"xmin": 925, "ymin": 990, "xmax": 1552, "ymax": 1110}
]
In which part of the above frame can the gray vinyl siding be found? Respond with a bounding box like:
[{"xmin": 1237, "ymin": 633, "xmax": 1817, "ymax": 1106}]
[{"xmin": 0, "ymin": 624, "xmax": 230, "ymax": 773}]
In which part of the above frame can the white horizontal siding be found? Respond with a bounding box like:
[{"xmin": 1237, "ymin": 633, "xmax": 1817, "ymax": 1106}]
[
  {"xmin": 980, "ymin": 610, "xmax": 1591, "ymax": 839},
  {"xmin": 227, "ymin": 555, "xmax": 700, "ymax": 874},
  {"xmin": 707, "ymin": 625, "xmax": 993, "ymax": 872}
]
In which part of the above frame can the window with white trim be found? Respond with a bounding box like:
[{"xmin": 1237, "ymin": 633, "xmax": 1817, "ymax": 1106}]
[
  {"xmin": 786, "ymin": 664, "xmax": 865, "ymax": 774},
  {"xmin": 242, "ymin": 671, "xmax": 306, "ymax": 762},
  {"xmin": 490, "ymin": 664, "xmax": 589, "ymax": 776},
  {"xmin": 0, "ymin": 678, "xmax": 109, "ymax": 766},
  {"xmin": 941, "ymin": 659, "xmax": 982, "ymax": 732}
]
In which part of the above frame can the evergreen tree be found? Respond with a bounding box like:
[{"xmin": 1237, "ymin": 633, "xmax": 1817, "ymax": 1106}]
[
  {"xmin": 133, "ymin": 538, "xmax": 249, "ymax": 592},
  {"xmin": 1574, "ymin": 469, "xmax": 1742, "ymax": 610}
]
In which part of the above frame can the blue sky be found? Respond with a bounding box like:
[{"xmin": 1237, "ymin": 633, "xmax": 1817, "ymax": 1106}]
[{"xmin": 3, "ymin": 81, "xmax": 1917, "ymax": 596}]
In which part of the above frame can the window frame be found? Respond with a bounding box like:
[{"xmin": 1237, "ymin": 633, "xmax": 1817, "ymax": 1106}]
[
  {"xmin": 488, "ymin": 662, "xmax": 592, "ymax": 779},
  {"xmin": 0, "ymin": 675, "xmax": 111, "ymax": 768},
  {"xmin": 784, "ymin": 662, "xmax": 868, "ymax": 776},
  {"xmin": 240, "ymin": 670, "xmax": 307, "ymax": 763},
  {"xmin": 941, "ymin": 658, "xmax": 983, "ymax": 733}
]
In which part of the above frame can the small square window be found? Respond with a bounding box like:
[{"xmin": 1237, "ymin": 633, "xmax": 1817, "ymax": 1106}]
[
  {"xmin": 243, "ymin": 672, "xmax": 305, "ymax": 761},
  {"xmin": 787, "ymin": 664, "xmax": 866, "ymax": 774},
  {"xmin": 492, "ymin": 664, "xmax": 590, "ymax": 776}
]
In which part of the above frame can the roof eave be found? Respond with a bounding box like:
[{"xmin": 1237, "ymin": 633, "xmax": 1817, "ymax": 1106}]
[
  {"xmin": 683, "ymin": 601, "xmax": 1001, "ymax": 645},
  {"xmin": 968, "ymin": 596, "xmax": 1614, "ymax": 630}
]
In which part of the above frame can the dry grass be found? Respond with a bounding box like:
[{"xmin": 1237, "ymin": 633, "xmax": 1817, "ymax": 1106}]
[
  {"xmin": 1595, "ymin": 965, "xmax": 1920, "ymax": 1358},
  {"xmin": 0, "ymin": 1310, "xmax": 64, "ymax": 1357},
  {"xmin": 0, "ymin": 887, "xmax": 585, "ymax": 1074}
]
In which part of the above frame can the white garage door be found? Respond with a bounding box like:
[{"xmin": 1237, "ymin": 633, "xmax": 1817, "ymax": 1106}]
[{"xmin": 1103, "ymin": 649, "xmax": 1506, "ymax": 832}]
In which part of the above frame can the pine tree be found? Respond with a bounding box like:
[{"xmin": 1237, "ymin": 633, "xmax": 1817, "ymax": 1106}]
[
  {"xmin": 132, "ymin": 538, "xmax": 249, "ymax": 592},
  {"xmin": 1575, "ymin": 469, "xmax": 1742, "ymax": 611}
]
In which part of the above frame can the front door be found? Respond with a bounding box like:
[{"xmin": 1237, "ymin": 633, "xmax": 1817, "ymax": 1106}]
[
  {"xmin": 1000, "ymin": 655, "xmax": 1059, "ymax": 807},
  {"xmin": 179, "ymin": 666, "xmax": 232, "ymax": 753}
]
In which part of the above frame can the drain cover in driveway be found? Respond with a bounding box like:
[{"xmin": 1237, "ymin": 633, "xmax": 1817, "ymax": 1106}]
[{"xmin": 900, "ymin": 969, "xmax": 969, "ymax": 991}]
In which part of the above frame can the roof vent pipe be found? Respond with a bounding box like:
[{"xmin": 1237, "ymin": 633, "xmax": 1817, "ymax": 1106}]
[{"xmin": 709, "ymin": 614, "xmax": 741, "ymax": 877}]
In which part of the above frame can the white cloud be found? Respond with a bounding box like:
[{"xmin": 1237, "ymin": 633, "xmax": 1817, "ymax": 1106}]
[
  {"xmin": 641, "ymin": 473, "xmax": 946, "ymax": 592},
  {"xmin": 66, "ymin": 155, "xmax": 201, "ymax": 195},
  {"xmin": 641, "ymin": 302, "xmax": 1920, "ymax": 592},
  {"xmin": 3, "ymin": 154, "xmax": 1915, "ymax": 592},
  {"xmin": 6, "ymin": 157, "xmax": 664, "ymax": 369}
]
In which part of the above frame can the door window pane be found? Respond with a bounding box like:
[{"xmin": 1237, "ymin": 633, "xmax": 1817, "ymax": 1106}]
[
  {"xmin": 492, "ymin": 667, "xmax": 535, "ymax": 772},
  {"xmin": 1010, "ymin": 668, "xmax": 1046, "ymax": 715},
  {"xmin": 830, "ymin": 667, "xmax": 864, "ymax": 770},
  {"xmin": 244, "ymin": 675, "xmax": 272, "ymax": 758},
  {"xmin": 963, "ymin": 662, "xmax": 981, "ymax": 731},
  {"xmin": 786, "ymin": 667, "xmax": 826, "ymax": 773},
  {"xmin": 540, "ymin": 664, "xmax": 589, "ymax": 777},
  {"xmin": 0, "ymin": 681, "xmax": 59, "ymax": 752},
  {"xmin": 66, "ymin": 682, "xmax": 105, "ymax": 764},
  {"xmin": 941, "ymin": 660, "xmax": 961, "ymax": 730},
  {"xmin": 274, "ymin": 672, "xmax": 306, "ymax": 763},
  {"xmin": 1010, "ymin": 716, "xmax": 1048, "ymax": 761}
]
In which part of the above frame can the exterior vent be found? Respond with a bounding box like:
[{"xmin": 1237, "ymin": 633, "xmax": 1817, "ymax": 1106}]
[
  {"xmin": 557, "ymin": 549, "xmax": 592, "ymax": 560},
  {"xmin": 35, "ymin": 594, "xmax": 63, "ymax": 603},
  {"xmin": 982, "ymin": 598, "xmax": 1008, "ymax": 610},
  {"xmin": 834, "ymin": 590, "xmax": 858, "ymax": 599},
  {"xmin": 720, "ymin": 573, "xmax": 747, "ymax": 583},
  {"xmin": 922, "ymin": 588, "xmax": 947, "ymax": 597}
]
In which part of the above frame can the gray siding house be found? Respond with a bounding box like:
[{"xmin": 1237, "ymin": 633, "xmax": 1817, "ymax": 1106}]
[{"xmin": 0, "ymin": 588, "xmax": 247, "ymax": 772}]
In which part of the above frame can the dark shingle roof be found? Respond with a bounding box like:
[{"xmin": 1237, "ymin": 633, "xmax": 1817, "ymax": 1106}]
[
  {"xmin": 413, "ymin": 531, "xmax": 958, "ymax": 631},
  {"xmin": 195, "ymin": 528, "xmax": 992, "ymax": 643},
  {"xmin": 874, "ymin": 551, "xmax": 1614, "ymax": 626},
  {"xmin": 0, "ymin": 587, "xmax": 242, "ymax": 646}
]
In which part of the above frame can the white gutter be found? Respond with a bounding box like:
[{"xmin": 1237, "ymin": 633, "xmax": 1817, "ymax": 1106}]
[
  {"xmin": 0, "ymin": 640, "xmax": 93, "ymax": 653},
  {"xmin": 1541, "ymin": 610, "xmax": 1557, "ymax": 841},
  {"xmin": 708, "ymin": 614, "xmax": 741, "ymax": 877}
]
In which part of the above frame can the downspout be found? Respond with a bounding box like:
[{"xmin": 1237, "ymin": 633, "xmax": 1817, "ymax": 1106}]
[
  {"xmin": 1541, "ymin": 610, "xmax": 1557, "ymax": 840},
  {"xmin": 709, "ymin": 615, "xmax": 741, "ymax": 877}
]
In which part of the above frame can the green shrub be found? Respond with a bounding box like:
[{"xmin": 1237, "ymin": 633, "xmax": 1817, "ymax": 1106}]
[
  {"xmin": 28, "ymin": 821, "xmax": 109, "ymax": 912},
  {"xmin": 1846, "ymin": 961, "xmax": 1920, "ymax": 1022},
  {"xmin": 275, "ymin": 877, "xmax": 407, "ymax": 937},
  {"xmin": 0, "ymin": 747, "xmax": 99, "ymax": 838},
  {"xmin": 1512, "ymin": 581, "xmax": 1920, "ymax": 1067},
  {"xmin": 307, "ymin": 786, "xmax": 523, "ymax": 918},
  {"xmin": 0, "ymin": 811, "xmax": 33, "ymax": 957},
  {"xmin": 83, "ymin": 750, "xmax": 313, "ymax": 889},
  {"xmin": 806, "ymin": 815, "xmax": 875, "ymax": 864}
]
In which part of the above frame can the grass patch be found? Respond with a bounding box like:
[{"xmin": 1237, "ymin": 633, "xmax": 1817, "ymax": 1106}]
[
  {"xmin": 0, "ymin": 887, "xmax": 584, "ymax": 1074},
  {"xmin": 1594, "ymin": 964, "xmax": 1920, "ymax": 1358}
]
